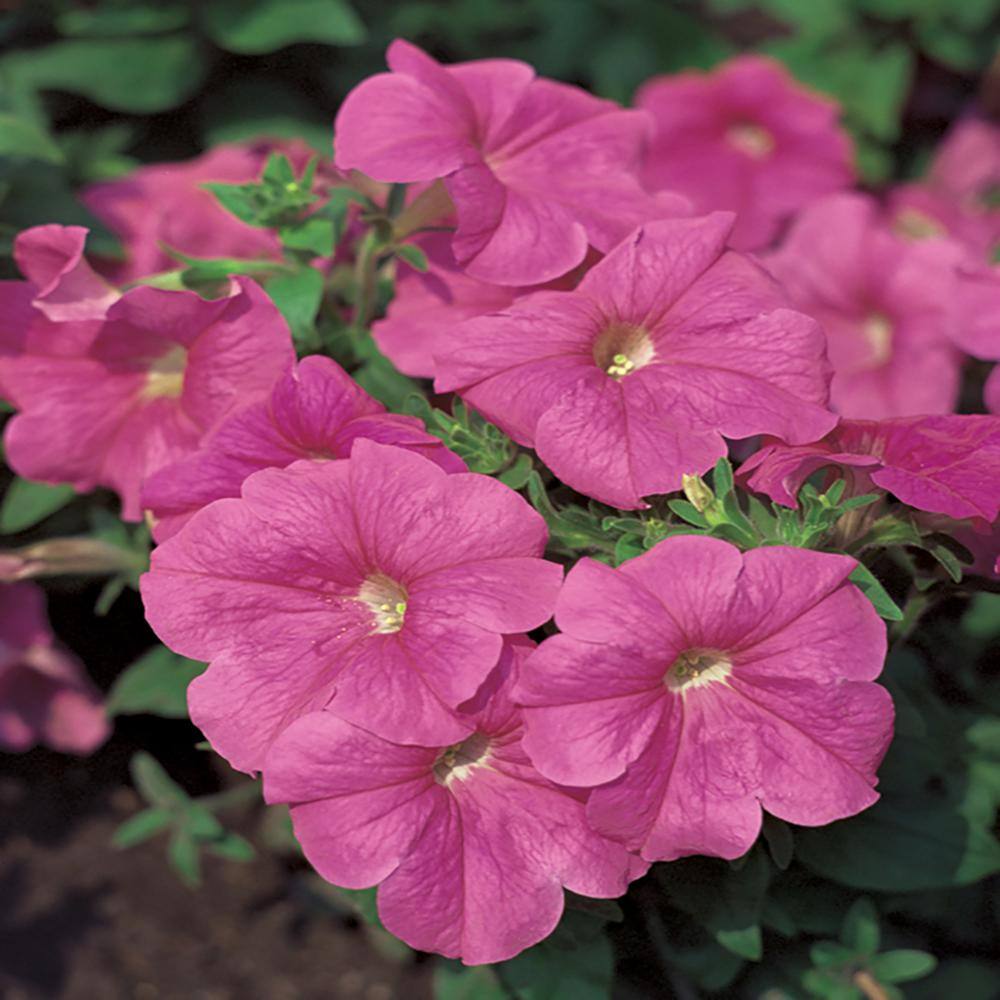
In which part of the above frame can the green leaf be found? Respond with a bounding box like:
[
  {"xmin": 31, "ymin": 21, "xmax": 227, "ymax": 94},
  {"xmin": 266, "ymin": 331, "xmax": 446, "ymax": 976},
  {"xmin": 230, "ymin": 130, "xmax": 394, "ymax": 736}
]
[
  {"xmin": 433, "ymin": 962, "xmax": 506, "ymax": 1000},
  {"xmin": 106, "ymin": 646, "xmax": 206, "ymax": 718},
  {"xmin": 201, "ymin": 0, "xmax": 366, "ymax": 54},
  {"xmin": 280, "ymin": 217, "xmax": 335, "ymax": 257},
  {"xmin": 0, "ymin": 114, "xmax": 64, "ymax": 164},
  {"xmin": 204, "ymin": 831, "xmax": 256, "ymax": 862},
  {"xmin": 1, "ymin": 36, "xmax": 208, "ymax": 113},
  {"xmin": 0, "ymin": 478, "xmax": 76, "ymax": 533},
  {"xmin": 869, "ymin": 950, "xmax": 938, "ymax": 983},
  {"xmin": 56, "ymin": 4, "xmax": 190, "ymax": 36},
  {"xmin": 497, "ymin": 453, "xmax": 534, "ymax": 490},
  {"xmin": 841, "ymin": 898, "xmax": 880, "ymax": 955},
  {"xmin": 168, "ymin": 830, "xmax": 201, "ymax": 887},
  {"xmin": 667, "ymin": 499, "xmax": 709, "ymax": 527},
  {"xmin": 850, "ymin": 565, "xmax": 903, "ymax": 621},
  {"xmin": 796, "ymin": 654, "xmax": 1000, "ymax": 890},
  {"xmin": 337, "ymin": 886, "xmax": 381, "ymax": 926},
  {"xmin": 762, "ymin": 815, "xmax": 795, "ymax": 870},
  {"xmin": 717, "ymin": 925, "xmax": 762, "ymax": 961},
  {"xmin": 265, "ymin": 267, "xmax": 324, "ymax": 347},
  {"xmin": 353, "ymin": 340, "xmax": 425, "ymax": 412},
  {"xmin": 395, "ymin": 243, "xmax": 430, "ymax": 272},
  {"xmin": 962, "ymin": 593, "xmax": 1000, "ymax": 640},
  {"xmin": 659, "ymin": 849, "xmax": 771, "ymax": 962},
  {"xmin": 130, "ymin": 752, "xmax": 189, "ymax": 810},
  {"xmin": 112, "ymin": 807, "xmax": 173, "ymax": 848},
  {"xmin": 499, "ymin": 910, "xmax": 614, "ymax": 999}
]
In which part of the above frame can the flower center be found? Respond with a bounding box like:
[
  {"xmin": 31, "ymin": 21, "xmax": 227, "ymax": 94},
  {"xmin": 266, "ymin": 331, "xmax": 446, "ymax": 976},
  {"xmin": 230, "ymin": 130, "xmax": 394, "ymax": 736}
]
[
  {"xmin": 726, "ymin": 122, "xmax": 775, "ymax": 159},
  {"xmin": 434, "ymin": 732, "xmax": 491, "ymax": 786},
  {"xmin": 861, "ymin": 312, "xmax": 893, "ymax": 367},
  {"xmin": 892, "ymin": 208, "xmax": 946, "ymax": 241},
  {"xmin": 142, "ymin": 345, "xmax": 187, "ymax": 399},
  {"xmin": 356, "ymin": 573, "xmax": 408, "ymax": 634},
  {"xmin": 665, "ymin": 648, "xmax": 732, "ymax": 692},
  {"xmin": 593, "ymin": 322, "xmax": 654, "ymax": 379}
]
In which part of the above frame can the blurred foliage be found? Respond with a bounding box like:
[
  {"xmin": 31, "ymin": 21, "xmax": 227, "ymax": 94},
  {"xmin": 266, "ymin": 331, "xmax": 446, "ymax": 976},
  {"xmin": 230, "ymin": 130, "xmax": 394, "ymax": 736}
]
[{"xmin": 1, "ymin": 0, "xmax": 998, "ymax": 264}]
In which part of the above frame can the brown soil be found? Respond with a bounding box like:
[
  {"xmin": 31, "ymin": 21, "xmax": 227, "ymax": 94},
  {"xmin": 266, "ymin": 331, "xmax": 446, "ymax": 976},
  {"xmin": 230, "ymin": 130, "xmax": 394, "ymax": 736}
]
[{"xmin": 0, "ymin": 587, "xmax": 433, "ymax": 1000}]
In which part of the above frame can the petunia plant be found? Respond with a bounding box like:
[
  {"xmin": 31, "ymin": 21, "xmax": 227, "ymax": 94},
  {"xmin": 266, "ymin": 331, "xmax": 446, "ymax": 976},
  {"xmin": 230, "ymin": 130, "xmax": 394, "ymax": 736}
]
[{"xmin": 1, "ymin": 26, "xmax": 999, "ymax": 1000}]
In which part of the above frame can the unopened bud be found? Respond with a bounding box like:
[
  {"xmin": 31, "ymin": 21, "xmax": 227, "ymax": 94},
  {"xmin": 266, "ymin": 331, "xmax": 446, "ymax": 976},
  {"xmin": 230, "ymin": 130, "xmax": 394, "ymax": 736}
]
[
  {"xmin": 0, "ymin": 538, "xmax": 139, "ymax": 582},
  {"xmin": 681, "ymin": 473, "xmax": 715, "ymax": 513}
]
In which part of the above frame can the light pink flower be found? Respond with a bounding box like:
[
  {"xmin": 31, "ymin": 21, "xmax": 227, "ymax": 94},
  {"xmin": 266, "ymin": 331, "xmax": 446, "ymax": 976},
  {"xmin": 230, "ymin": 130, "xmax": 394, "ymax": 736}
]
[
  {"xmin": 263, "ymin": 639, "xmax": 644, "ymax": 964},
  {"xmin": 82, "ymin": 141, "xmax": 315, "ymax": 282},
  {"xmin": 0, "ymin": 583, "xmax": 109, "ymax": 755},
  {"xmin": 517, "ymin": 536, "xmax": 893, "ymax": 862},
  {"xmin": 142, "ymin": 354, "xmax": 464, "ymax": 541},
  {"xmin": 636, "ymin": 55, "xmax": 854, "ymax": 251},
  {"xmin": 767, "ymin": 193, "xmax": 963, "ymax": 418},
  {"xmin": 918, "ymin": 116, "xmax": 1000, "ymax": 257},
  {"xmin": 0, "ymin": 277, "xmax": 294, "ymax": 520},
  {"xmin": 334, "ymin": 39, "xmax": 681, "ymax": 286},
  {"xmin": 435, "ymin": 214, "xmax": 835, "ymax": 509},
  {"xmin": 740, "ymin": 415, "xmax": 1000, "ymax": 523},
  {"xmin": 140, "ymin": 440, "xmax": 562, "ymax": 773}
]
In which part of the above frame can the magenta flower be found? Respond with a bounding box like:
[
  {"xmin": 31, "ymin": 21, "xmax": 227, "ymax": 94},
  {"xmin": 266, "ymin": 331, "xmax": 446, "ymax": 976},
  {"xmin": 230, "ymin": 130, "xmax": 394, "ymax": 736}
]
[
  {"xmin": 374, "ymin": 232, "xmax": 523, "ymax": 378},
  {"xmin": 334, "ymin": 39, "xmax": 680, "ymax": 286},
  {"xmin": 517, "ymin": 536, "xmax": 893, "ymax": 862},
  {"xmin": 142, "ymin": 354, "xmax": 464, "ymax": 541},
  {"xmin": 0, "ymin": 277, "xmax": 294, "ymax": 520},
  {"xmin": 740, "ymin": 416, "xmax": 1000, "ymax": 523},
  {"xmin": 636, "ymin": 55, "xmax": 854, "ymax": 251},
  {"xmin": 263, "ymin": 639, "xmax": 644, "ymax": 964},
  {"xmin": 83, "ymin": 141, "xmax": 315, "ymax": 282},
  {"xmin": 767, "ymin": 193, "xmax": 963, "ymax": 418},
  {"xmin": 0, "ymin": 583, "xmax": 109, "ymax": 755},
  {"xmin": 435, "ymin": 214, "xmax": 835, "ymax": 509},
  {"xmin": 141, "ymin": 441, "xmax": 562, "ymax": 772}
]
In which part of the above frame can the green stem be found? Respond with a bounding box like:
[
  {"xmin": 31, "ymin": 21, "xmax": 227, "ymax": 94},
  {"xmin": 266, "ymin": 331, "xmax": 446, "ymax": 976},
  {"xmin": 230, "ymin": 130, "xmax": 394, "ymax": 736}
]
[
  {"xmin": 352, "ymin": 229, "xmax": 380, "ymax": 331},
  {"xmin": 199, "ymin": 780, "xmax": 261, "ymax": 813}
]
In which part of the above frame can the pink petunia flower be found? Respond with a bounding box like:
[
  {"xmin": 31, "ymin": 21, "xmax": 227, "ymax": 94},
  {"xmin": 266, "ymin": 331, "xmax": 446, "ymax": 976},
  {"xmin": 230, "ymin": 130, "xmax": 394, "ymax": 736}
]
[
  {"xmin": 373, "ymin": 232, "xmax": 593, "ymax": 379},
  {"xmin": 891, "ymin": 116, "xmax": 1000, "ymax": 260},
  {"xmin": 142, "ymin": 354, "xmax": 465, "ymax": 541},
  {"xmin": 140, "ymin": 440, "xmax": 563, "ymax": 773},
  {"xmin": 636, "ymin": 55, "xmax": 854, "ymax": 251},
  {"xmin": 82, "ymin": 141, "xmax": 316, "ymax": 283},
  {"xmin": 334, "ymin": 39, "xmax": 682, "ymax": 286},
  {"xmin": 435, "ymin": 214, "xmax": 835, "ymax": 509},
  {"xmin": 739, "ymin": 415, "xmax": 1000, "ymax": 523},
  {"xmin": 766, "ymin": 193, "xmax": 963, "ymax": 418},
  {"xmin": 0, "ymin": 276, "xmax": 295, "ymax": 520},
  {"xmin": 373, "ymin": 232, "xmax": 523, "ymax": 378},
  {"xmin": 0, "ymin": 582, "xmax": 109, "ymax": 755},
  {"xmin": 263, "ymin": 639, "xmax": 645, "ymax": 964},
  {"xmin": 0, "ymin": 227, "xmax": 119, "ymax": 398},
  {"xmin": 516, "ymin": 535, "xmax": 893, "ymax": 862},
  {"xmin": 886, "ymin": 120, "xmax": 1000, "ymax": 377}
]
